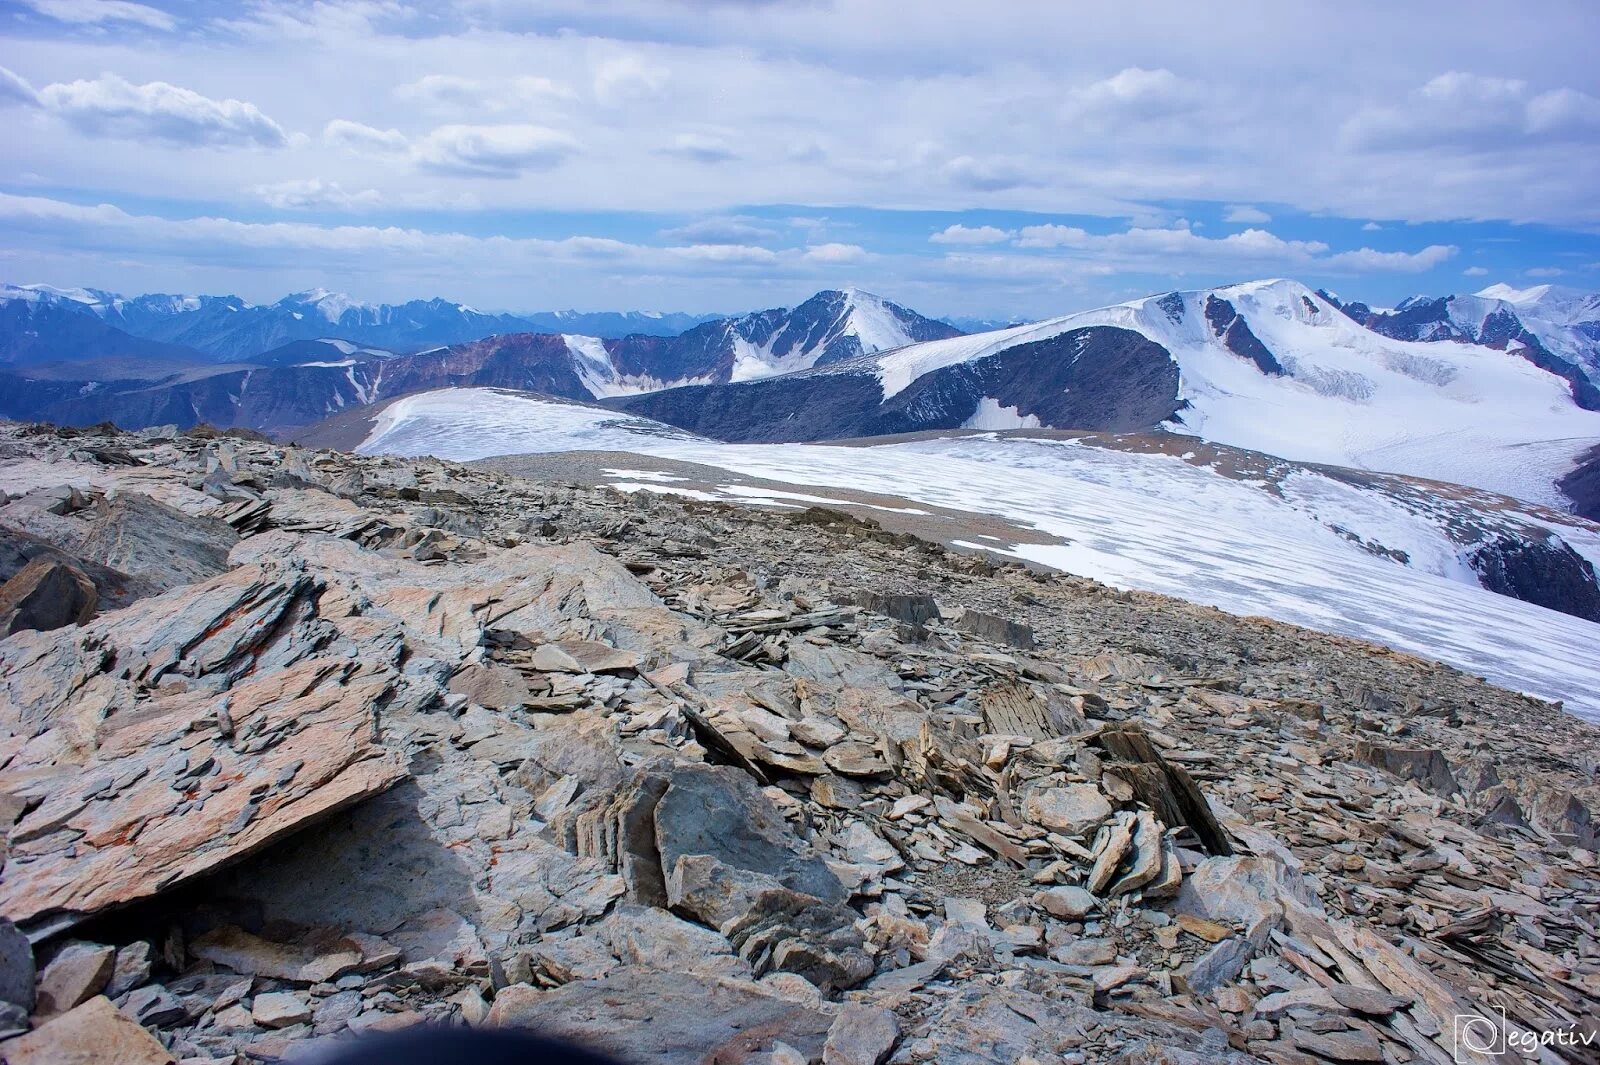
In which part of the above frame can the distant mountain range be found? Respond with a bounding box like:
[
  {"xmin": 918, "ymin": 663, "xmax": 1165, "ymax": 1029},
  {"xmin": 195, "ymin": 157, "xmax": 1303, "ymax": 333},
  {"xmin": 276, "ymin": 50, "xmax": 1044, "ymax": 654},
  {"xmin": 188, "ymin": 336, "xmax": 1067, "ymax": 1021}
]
[
  {"xmin": 4, "ymin": 277, "xmax": 1599, "ymax": 524},
  {"xmin": 0, "ymin": 284, "xmax": 726, "ymax": 365},
  {"xmin": 0, "ymin": 287, "xmax": 959, "ymax": 437}
]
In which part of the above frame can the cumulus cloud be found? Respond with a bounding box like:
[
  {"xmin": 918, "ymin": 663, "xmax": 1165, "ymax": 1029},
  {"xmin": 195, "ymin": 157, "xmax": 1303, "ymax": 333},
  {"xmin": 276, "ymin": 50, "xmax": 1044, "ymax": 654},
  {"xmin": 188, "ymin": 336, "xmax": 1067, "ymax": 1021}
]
[
  {"xmin": 672, "ymin": 243, "xmax": 780, "ymax": 264},
  {"xmin": 1015, "ymin": 224, "xmax": 1091, "ymax": 248},
  {"xmin": 322, "ymin": 119, "xmax": 408, "ymax": 154},
  {"xmin": 660, "ymin": 218, "xmax": 780, "ymax": 244},
  {"xmin": 23, "ymin": 0, "xmax": 174, "ymax": 30},
  {"xmin": 1062, "ymin": 68, "xmax": 1194, "ymax": 123},
  {"xmin": 1223, "ymin": 205, "xmax": 1271, "ymax": 224},
  {"xmin": 1000, "ymin": 222, "xmax": 1451, "ymax": 277},
  {"xmin": 413, "ymin": 124, "xmax": 579, "ymax": 176},
  {"xmin": 1361, "ymin": 222, "xmax": 1383, "ymax": 231},
  {"xmin": 323, "ymin": 119, "xmax": 410, "ymax": 154},
  {"xmin": 930, "ymin": 224, "xmax": 1012, "ymax": 245},
  {"xmin": 35, "ymin": 73, "xmax": 286, "ymax": 147},
  {"xmin": 395, "ymin": 74, "xmax": 574, "ymax": 113},
  {"xmin": 1324, "ymin": 244, "xmax": 1456, "ymax": 272},
  {"xmin": 1462, "ymin": 266, "xmax": 1488, "ymax": 276},
  {"xmin": 255, "ymin": 179, "xmax": 383, "ymax": 210},
  {"xmin": 1344, "ymin": 71, "xmax": 1600, "ymax": 150},
  {"xmin": 803, "ymin": 242, "xmax": 869, "ymax": 263}
]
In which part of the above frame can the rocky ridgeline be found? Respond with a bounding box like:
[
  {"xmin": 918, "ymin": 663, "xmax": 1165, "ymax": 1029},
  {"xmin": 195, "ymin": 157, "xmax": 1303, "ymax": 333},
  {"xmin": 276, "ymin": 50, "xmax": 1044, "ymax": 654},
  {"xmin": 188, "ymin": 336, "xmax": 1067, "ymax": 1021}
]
[{"xmin": 0, "ymin": 420, "xmax": 1596, "ymax": 1065}]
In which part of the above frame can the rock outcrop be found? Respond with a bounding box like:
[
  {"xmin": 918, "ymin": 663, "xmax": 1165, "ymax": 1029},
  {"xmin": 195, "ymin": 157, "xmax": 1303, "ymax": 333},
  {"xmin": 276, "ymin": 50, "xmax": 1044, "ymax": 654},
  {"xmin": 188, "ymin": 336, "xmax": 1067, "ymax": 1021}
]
[{"xmin": 0, "ymin": 420, "xmax": 1595, "ymax": 1063}]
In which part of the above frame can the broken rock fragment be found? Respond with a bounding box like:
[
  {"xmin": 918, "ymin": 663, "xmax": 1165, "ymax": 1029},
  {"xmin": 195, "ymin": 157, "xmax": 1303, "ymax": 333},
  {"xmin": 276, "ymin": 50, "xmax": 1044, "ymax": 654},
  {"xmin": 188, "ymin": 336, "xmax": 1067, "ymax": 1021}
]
[{"xmin": 0, "ymin": 558, "xmax": 97, "ymax": 635}]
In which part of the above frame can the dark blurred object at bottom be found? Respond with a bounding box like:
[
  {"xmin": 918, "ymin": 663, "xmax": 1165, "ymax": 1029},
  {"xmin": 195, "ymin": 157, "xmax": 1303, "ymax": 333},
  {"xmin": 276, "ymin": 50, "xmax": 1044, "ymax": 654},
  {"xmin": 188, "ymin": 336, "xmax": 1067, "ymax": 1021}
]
[{"xmin": 305, "ymin": 1026, "xmax": 627, "ymax": 1065}]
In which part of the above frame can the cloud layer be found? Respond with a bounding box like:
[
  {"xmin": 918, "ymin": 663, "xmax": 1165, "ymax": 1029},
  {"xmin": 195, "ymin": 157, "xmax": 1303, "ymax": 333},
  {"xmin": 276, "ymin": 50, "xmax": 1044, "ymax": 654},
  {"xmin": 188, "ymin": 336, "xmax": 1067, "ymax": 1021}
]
[{"xmin": 0, "ymin": 0, "xmax": 1595, "ymax": 313}]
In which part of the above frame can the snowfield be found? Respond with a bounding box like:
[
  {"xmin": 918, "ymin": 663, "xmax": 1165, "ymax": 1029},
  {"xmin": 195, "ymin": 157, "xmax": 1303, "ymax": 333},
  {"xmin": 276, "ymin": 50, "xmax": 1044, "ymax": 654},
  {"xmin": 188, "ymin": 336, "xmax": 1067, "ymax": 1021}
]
[
  {"xmin": 872, "ymin": 280, "xmax": 1600, "ymax": 508},
  {"xmin": 359, "ymin": 388, "xmax": 1600, "ymax": 720}
]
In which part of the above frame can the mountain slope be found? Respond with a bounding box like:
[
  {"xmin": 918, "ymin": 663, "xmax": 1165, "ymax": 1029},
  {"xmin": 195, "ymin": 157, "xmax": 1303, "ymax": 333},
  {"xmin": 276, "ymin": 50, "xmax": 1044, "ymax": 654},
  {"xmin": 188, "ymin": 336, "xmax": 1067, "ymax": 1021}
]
[
  {"xmin": 614, "ymin": 279, "xmax": 1600, "ymax": 512},
  {"xmin": 1327, "ymin": 282, "xmax": 1600, "ymax": 410}
]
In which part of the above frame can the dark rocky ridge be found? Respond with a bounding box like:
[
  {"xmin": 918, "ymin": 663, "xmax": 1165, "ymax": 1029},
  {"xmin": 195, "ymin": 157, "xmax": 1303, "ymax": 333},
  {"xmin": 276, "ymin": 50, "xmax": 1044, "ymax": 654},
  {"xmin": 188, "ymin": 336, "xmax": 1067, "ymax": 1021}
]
[
  {"xmin": 613, "ymin": 326, "xmax": 1182, "ymax": 442},
  {"xmin": 1470, "ymin": 532, "xmax": 1600, "ymax": 621},
  {"xmin": 1558, "ymin": 442, "xmax": 1600, "ymax": 522},
  {"xmin": 1202, "ymin": 295, "xmax": 1284, "ymax": 375}
]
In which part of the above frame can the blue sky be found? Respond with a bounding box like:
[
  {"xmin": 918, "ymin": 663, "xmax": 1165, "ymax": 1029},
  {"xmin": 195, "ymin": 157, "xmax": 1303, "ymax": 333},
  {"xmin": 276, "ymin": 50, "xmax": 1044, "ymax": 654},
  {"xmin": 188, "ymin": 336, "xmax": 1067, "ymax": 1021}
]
[{"xmin": 1, "ymin": 0, "xmax": 1598, "ymax": 317}]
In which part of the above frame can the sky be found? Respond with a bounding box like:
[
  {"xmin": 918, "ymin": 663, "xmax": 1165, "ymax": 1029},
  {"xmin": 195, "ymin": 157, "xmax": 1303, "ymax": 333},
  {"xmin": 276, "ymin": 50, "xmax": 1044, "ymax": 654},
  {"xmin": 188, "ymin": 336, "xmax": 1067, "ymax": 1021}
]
[{"xmin": 1, "ymin": 0, "xmax": 1598, "ymax": 319}]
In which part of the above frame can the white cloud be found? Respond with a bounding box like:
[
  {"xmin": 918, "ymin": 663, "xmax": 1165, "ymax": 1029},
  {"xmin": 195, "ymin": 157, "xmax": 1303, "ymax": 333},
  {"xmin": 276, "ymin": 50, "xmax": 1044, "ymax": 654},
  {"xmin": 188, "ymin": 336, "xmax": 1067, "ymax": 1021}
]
[
  {"xmin": 803, "ymin": 242, "xmax": 869, "ymax": 263},
  {"xmin": 413, "ymin": 124, "xmax": 579, "ymax": 177},
  {"xmin": 660, "ymin": 218, "xmax": 779, "ymax": 244},
  {"xmin": 23, "ymin": 0, "xmax": 174, "ymax": 30},
  {"xmin": 1007, "ymin": 222, "xmax": 1451, "ymax": 276},
  {"xmin": 943, "ymin": 156, "xmax": 1030, "ymax": 192},
  {"xmin": 36, "ymin": 73, "xmax": 286, "ymax": 148},
  {"xmin": 1015, "ymin": 224, "xmax": 1091, "ymax": 248},
  {"xmin": 1223, "ymin": 205, "xmax": 1271, "ymax": 224},
  {"xmin": 1344, "ymin": 71, "xmax": 1600, "ymax": 151},
  {"xmin": 1063, "ymin": 67, "xmax": 1193, "ymax": 122},
  {"xmin": 593, "ymin": 54, "xmax": 669, "ymax": 105},
  {"xmin": 1462, "ymin": 266, "xmax": 1488, "ymax": 276},
  {"xmin": 255, "ymin": 179, "xmax": 383, "ymax": 210},
  {"xmin": 930, "ymin": 224, "xmax": 1012, "ymax": 245},
  {"xmin": 1361, "ymin": 222, "xmax": 1383, "ymax": 231},
  {"xmin": 1526, "ymin": 266, "xmax": 1564, "ymax": 278},
  {"xmin": 672, "ymin": 243, "xmax": 780, "ymax": 264},
  {"xmin": 1324, "ymin": 244, "xmax": 1456, "ymax": 272},
  {"xmin": 394, "ymin": 74, "xmax": 574, "ymax": 113},
  {"xmin": 323, "ymin": 119, "xmax": 409, "ymax": 154}
]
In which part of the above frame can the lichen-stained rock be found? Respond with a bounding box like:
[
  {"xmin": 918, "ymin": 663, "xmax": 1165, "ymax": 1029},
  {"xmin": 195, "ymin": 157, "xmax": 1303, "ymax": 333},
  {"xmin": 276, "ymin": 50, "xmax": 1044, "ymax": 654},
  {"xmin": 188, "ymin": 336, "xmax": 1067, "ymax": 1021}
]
[{"xmin": 0, "ymin": 641, "xmax": 407, "ymax": 925}]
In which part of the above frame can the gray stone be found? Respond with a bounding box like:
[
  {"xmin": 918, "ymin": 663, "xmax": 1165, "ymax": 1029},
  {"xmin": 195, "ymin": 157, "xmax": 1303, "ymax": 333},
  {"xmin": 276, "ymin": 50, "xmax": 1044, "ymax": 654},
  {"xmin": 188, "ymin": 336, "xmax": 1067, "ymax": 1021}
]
[
  {"xmin": 0, "ymin": 917, "xmax": 34, "ymax": 1012},
  {"xmin": 122, "ymin": 984, "xmax": 188, "ymax": 1027},
  {"xmin": 313, "ymin": 989, "xmax": 365, "ymax": 1033},
  {"xmin": 486, "ymin": 970, "xmax": 835, "ymax": 1065},
  {"xmin": 252, "ymin": 990, "xmax": 313, "ymax": 1028},
  {"xmin": 1353, "ymin": 740, "xmax": 1459, "ymax": 797},
  {"xmin": 1023, "ymin": 785, "xmax": 1113, "ymax": 837},
  {"xmin": 823, "ymin": 1004, "xmax": 900, "ymax": 1065},
  {"xmin": 1036, "ymin": 886, "xmax": 1098, "ymax": 919},
  {"xmin": 35, "ymin": 941, "xmax": 114, "ymax": 1017},
  {"xmin": 106, "ymin": 941, "xmax": 153, "ymax": 999},
  {"xmin": 955, "ymin": 609, "xmax": 1036, "ymax": 649}
]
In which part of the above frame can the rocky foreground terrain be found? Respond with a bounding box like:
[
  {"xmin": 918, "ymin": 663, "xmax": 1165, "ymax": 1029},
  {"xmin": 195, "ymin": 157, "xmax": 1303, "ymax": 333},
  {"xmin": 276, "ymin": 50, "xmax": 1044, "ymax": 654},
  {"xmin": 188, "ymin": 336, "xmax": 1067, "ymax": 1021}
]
[{"xmin": 0, "ymin": 420, "xmax": 1596, "ymax": 1065}]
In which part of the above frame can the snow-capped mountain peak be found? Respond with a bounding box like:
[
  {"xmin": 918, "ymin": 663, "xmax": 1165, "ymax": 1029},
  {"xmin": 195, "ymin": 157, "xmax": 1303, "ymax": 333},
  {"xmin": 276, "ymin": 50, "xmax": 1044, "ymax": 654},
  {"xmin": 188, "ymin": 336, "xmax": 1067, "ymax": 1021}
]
[{"xmin": 275, "ymin": 289, "xmax": 373, "ymax": 323}]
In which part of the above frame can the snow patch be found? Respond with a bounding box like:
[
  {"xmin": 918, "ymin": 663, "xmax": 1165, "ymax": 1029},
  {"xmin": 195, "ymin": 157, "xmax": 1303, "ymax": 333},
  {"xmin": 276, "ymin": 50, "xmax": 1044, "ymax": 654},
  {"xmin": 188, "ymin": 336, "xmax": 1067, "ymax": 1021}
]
[{"xmin": 963, "ymin": 398, "xmax": 1042, "ymax": 431}]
